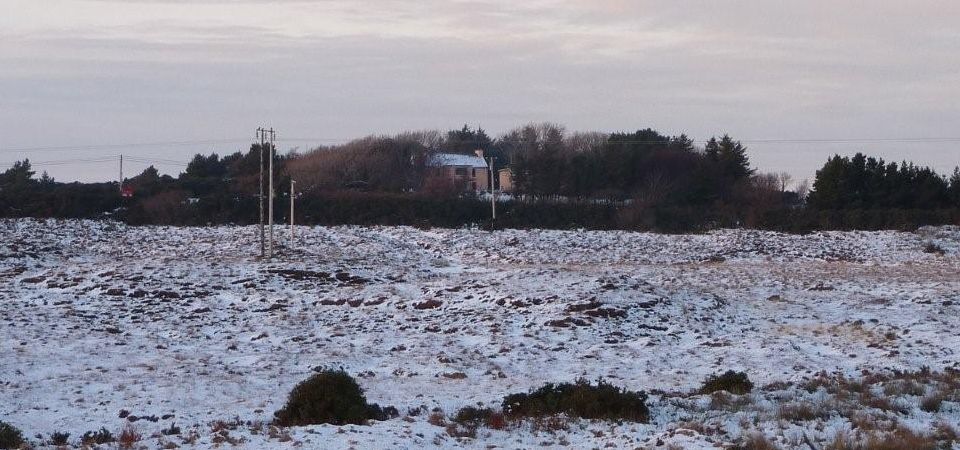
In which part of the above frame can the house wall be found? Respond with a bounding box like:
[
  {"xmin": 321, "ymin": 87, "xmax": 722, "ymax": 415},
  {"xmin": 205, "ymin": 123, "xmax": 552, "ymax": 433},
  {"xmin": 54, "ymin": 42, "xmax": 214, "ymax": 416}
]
[
  {"xmin": 498, "ymin": 169, "xmax": 513, "ymax": 193},
  {"xmin": 432, "ymin": 166, "xmax": 490, "ymax": 192}
]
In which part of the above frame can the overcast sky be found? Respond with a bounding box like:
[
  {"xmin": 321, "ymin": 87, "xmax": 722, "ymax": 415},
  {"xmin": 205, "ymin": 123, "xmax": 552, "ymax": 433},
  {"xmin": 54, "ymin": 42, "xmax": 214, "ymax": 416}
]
[{"xmin": 2, "ymin": 0, "xmax": 958, "ymax": 183}]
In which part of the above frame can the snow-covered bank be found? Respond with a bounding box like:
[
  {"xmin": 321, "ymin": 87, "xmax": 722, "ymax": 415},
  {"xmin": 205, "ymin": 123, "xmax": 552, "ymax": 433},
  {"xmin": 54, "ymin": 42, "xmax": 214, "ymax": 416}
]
[{"xmin": 2, "ymin": 219, "xmax": 959, "ymax": 448}]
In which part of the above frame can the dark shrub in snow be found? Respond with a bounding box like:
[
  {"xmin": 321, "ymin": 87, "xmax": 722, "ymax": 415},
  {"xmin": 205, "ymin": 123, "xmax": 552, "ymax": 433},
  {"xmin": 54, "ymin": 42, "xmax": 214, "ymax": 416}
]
[
  {"xmin": 452, "ymin": 406, "xmax": 507, "ymax": 432},
  {"xmin": 700, "ymin": 370, "xmax": 754, "ymax": 395},
  {"xmin": 502, "ymin": 378, "xmax": 649, "ymax": 423},
  {"xmin": 923, "ymin": 242, "xmax": 946, "ymax": 255},
  {"xmin": 81, "ymin": 427, "xmax": 115, "ymax": 445},
  {"xmin": 274, "ymin": 369, "xmax": 394, "ymax": 426},
  {"xmin": 0, "ymin": 421, "xmax": 24, "ymax": 449},
  {"xmin": 48, "ymin": 431, "xmax": 70, "ymax": 446},
  {"xmin": 453, "ymin": 406, "xmax": 495, "ymax": 425}
]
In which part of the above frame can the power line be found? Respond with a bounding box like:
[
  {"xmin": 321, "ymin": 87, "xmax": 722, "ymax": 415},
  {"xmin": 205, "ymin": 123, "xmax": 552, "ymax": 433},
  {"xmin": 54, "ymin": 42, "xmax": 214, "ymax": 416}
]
[
  {"xmin": 5, "ymin": 136, "xmax": 960, "ymax": 154},
  {"xmin": 0, "ymin": 137, "xmax": 357, "ymax": 154},
  {"xmin": 0, "ymin": 156, "xmax": 117, "ymax": 167},
  {"xmin": 3, "ymin": 134, "xmax": 958, "ymax": 170},
  {"xmin": 0, "ymin": 155, "xmax": 191, "ymax": 168},
  {"xmin": 124, "ymin": 156, "xmax": 189, "ymax": 167},
  {"xmin": 0, "ymin": 138, "xmax": 254, "ymax": 154}
]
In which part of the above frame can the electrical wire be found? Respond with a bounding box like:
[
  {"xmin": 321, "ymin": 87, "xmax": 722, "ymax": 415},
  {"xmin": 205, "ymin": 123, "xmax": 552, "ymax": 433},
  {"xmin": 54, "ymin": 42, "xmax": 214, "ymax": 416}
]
[
  {"xmin": 3, "ymin": 135, "xmax": 957, "ymax": 169},
  {"xmin": 4, "ymin": 136, "xmax": 958, "ymax": 154}
]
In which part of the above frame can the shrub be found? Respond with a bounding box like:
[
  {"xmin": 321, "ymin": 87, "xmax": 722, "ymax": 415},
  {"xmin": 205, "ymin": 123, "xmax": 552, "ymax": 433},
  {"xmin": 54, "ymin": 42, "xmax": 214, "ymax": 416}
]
[
  {"xmin": 736, "ymin": 432, "xmax": 780, "ymax": 450},
  {"xmin": 0, "ymin": 421, "xmax": 24, "ymax": 449},
  {"xmin": 81, "ymin": 427, "xmax": 115, "ymax": 445},
  {"xmin": 49, "ymin": 431, "xmax": 70, "ymax": 446},
  {"xmin": 501, "ymin": 378, "xmax": 649, "ymax": 423},
  {"xmin": 777, "ymin": 402, "xmax": 829, "ymax": 422},
  {"xmin": 863, "ymin": 427, "xmax": 937, "ymax": 450},
  {"xmin": 161, "ymin": 422, "xmax": 181, "ymax": 436},
  {"xmin": 919, "ymin": 392, "xmax": 944, "ymax": 413},
  {"xmin": 453, "ymin": 406, "xmax": 494, "ymax": 425},
  {"xmin": 451, "ymin": 406, "xmax": 506, "ymax": 430},
  {"xmin": 699, "ymin": 370, "xmax": 754, "ymax": 395},
  {"xmin": 117, "ymin": 424, "xmax": 141, "ymax": 449},
  {"xmin": 923, "ymin": 242, "xmax": 946, "ymax": 255},
  {"xmin": 273, "ymin": 369, "xmax": 394, "ymax": 426}
]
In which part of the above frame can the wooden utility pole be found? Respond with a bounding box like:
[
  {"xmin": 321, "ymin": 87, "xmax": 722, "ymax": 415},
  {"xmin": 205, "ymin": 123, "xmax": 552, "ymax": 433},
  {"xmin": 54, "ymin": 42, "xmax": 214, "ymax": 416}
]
[
  {"xmin": 268, "ymin": 128, "xmax": 276, "ymax": 258},
  {"xmin": 257, "ymin": 128, "xmax": 265, "ymax": 258},
  {"xmin": 119, "ymin": 154, "xmax": 123, "ymax": 193},
  {"xmin": 290, "ymin": 179, "xmax": 296, "ymax": 246},
  {"xmin": 488, "ymin": 156, "xmax": 496, "ymax": 221}
]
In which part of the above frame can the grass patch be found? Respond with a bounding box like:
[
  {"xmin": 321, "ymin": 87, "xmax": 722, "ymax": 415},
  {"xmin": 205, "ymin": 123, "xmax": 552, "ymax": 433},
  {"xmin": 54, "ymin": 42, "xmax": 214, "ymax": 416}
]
[
  {"xmin": 502, "ymin": 378, "xmax": 649, "ymax": 423},
  {"xmin": 737, "ymin": 432, "xmax": 781, "ymax": 450},
  {"xmin": 919, "ymin": 392, "xmax": 945, "ymax": 413},
  {"xmin": 273, "ymin": 368, "xmax": 396, "ymax": 426}
]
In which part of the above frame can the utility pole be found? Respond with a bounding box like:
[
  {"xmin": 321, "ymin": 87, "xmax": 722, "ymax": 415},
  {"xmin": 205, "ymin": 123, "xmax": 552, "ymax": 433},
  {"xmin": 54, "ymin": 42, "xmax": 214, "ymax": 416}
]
[
  {"xmin": 488, "ymin": 156, "xmax": 496, "ymax": 221},
  {"xmin": 257, "ymin": 127, "xmax": 265, "ymax": 258},
  {"xmin": 290, "ymin": 179, "xmax": 296, "ymax": 246},
  {"xmin": 268, "ymin": 128, "xmax": 276, "ymax": 258},
  {"xmin": 119, "ymin": 154, "xmax": 123, "ymax": 193}
]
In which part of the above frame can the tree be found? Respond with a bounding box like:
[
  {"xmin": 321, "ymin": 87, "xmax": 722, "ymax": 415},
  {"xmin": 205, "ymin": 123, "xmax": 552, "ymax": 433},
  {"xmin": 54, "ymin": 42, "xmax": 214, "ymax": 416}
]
[
  {"xmin": 949, "ymin": 167, "xmax": 960, "ymax": 207},
  {"xmin": 777, "ymin": 172, "xmax": 793, "ymax": 193},
  {"xmin": 808, "ymin": 153, "xmax": 952, "ymax": 210},
  {"xmin": 0, "ymin": 159, "xmax": 35, "ymax": 188},
  {"xmin": 795, "ymin": 179, "xmax": 810, "ymax": 202},
  {"xmin": 715, "ymin": 135, "xmax": 753, "ymax": 180},
  {"xmin": 807, "ymin": 155, "xmax": 848, "ymax": 209},
  {"xmin": 183, "ymin": 153, "xmax": 227, "ymax": 179},
  {"xmin": 445, "ymin": 125, "xmax": 493, "ymax": 154}
]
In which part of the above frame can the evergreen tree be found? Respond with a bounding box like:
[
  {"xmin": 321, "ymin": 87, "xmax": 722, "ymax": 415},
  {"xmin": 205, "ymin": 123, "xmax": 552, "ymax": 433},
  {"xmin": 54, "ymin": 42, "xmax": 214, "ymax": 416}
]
[
  {"xmin": 949, "ymin": 167, "xmax": 960, "ymax": 206},
  {"xmin": 445, "ymin": 125, "xmax": 493, "ymax": 154},
  {"xmin": 716, "ymin": 135, "xmax": 753, "ymax": 180},
  {"xmin": 0, "ymin": 159, "xmax": 35, "ymax": 188}
]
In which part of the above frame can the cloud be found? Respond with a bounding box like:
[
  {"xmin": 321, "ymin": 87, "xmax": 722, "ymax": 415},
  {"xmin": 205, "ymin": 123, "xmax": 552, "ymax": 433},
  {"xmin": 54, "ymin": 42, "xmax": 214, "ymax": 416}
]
[{"xmin": 1, "ymin": 0, "xmax": 958, "ymax": 181}]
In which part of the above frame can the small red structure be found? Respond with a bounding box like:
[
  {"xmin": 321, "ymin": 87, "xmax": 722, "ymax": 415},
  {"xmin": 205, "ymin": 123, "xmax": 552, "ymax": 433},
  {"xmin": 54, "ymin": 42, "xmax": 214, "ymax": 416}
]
[{"xmin": 121, "ymin": 185, "xmax": 134, "ymax": 198}]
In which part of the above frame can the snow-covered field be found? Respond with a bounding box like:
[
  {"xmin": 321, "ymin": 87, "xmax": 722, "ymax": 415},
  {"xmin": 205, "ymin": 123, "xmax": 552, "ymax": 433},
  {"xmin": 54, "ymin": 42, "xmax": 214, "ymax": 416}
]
[{"xmin": 2, "ymin": 219, "xmax": 959, "ymax": 449}]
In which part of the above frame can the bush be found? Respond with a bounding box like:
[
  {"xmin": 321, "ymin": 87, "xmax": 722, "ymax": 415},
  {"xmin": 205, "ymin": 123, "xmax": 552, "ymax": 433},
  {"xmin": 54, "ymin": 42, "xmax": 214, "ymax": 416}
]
[
  {"xmin": 735, "ymin": 432, "xmax": 780, "ymax": 450},
  {"xmin": 700, "ymin": 370, "xmax": 754, "ymax": 395},
  {"xmin": 273, "ymin": 369, "xmax": 394, "ymax": 426},
  {"xmin": 117, "ymin": 424, "xmax": 141, "ymax": 449},
  {"xmin": 501, "ymin": 378, "xmax": 649, "ymax": 423},
  {"xmin": 49, "ymin": 431, "xmax": 70, "ymax": 446},
  {"xmin": 453, "ymin": 406, "xmax": 494, "ymax": 425},
  {"xmin": 920, "ymin": 392, "xmax": 944, "ymax": 413},
  {"xmin": 923, "ymin": 242, "xmax": 946, "ymax": 255},
  {"xmin": 0, "ymin": 421, "xmax": 24, "ymax": 449},
  {"xmin": 81, "ymin": 427, "xmax": 115, "ymax": 445}
]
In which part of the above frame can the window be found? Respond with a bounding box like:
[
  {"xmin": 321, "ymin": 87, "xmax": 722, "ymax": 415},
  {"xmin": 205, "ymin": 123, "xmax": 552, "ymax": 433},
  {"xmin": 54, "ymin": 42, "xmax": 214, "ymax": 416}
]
[
  {"xmin": 472, "ymin": 168, "xmax": 476, "ymax": 177},
  {"xmin": 455, "ymin": 167, "xmax": 467, "ymax": 176}
]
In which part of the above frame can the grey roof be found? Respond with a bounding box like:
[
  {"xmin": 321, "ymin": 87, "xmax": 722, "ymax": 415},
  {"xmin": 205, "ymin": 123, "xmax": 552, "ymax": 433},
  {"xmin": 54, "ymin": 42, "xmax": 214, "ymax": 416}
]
[{"xmin": 430, "ymin": 153, "xmax": 488, "ymax": 168}]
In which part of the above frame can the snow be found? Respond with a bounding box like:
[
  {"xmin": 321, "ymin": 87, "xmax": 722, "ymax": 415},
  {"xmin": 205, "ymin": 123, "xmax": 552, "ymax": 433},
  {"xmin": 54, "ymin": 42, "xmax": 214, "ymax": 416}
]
[
  {"xmin": 429, "ymin": 153, "xmax": 488, "ymax": 168},
  {"xmin": 2, "ymin": 219, "xmax": 959, "ymax": 449}
]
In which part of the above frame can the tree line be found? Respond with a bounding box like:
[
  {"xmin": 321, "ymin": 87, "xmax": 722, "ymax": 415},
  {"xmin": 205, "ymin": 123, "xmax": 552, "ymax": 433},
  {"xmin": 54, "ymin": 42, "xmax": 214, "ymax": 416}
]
[{"xmin": 2, "ymin": 123, "xmax": 959, "ymax": 232}]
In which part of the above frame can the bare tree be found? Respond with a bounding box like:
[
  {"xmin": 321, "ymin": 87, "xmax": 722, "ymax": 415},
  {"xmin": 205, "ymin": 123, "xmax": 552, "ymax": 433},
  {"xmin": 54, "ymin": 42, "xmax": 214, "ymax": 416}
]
[
  {"xmin": 754, "ymin": 173, "xmax": 781, "ymax": 193},
  {"xmin": 777, "ymin": 171, "xmax": 793, "ymax": 193},
  {"xmin": 795, "ymin": 179, "xmax": 810, "ymax": 201},
  {"xmin": 565, "ymin": 131, "xmax": 607, "ymax": 154}
]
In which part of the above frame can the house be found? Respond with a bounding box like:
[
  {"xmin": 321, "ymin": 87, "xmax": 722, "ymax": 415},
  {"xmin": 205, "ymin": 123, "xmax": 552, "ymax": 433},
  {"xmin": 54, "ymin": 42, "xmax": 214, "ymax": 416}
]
[{"xmin": 428, "ymin": 152, "xmax": 490, "ymax": 192}]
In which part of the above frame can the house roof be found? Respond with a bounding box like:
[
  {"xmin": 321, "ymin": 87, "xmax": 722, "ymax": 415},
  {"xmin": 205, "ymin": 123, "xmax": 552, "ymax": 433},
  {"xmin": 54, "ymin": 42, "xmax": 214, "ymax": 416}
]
[{"xmin": 430, "ymin": 153, "xmax": 488, "ymax": 168}]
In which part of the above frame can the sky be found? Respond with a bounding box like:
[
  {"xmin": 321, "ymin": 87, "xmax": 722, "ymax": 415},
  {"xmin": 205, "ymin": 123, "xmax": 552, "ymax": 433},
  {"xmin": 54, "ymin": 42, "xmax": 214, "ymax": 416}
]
[{"xmin": 1, "ymin": 0, "xmax": 959, "ymax": 184}]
